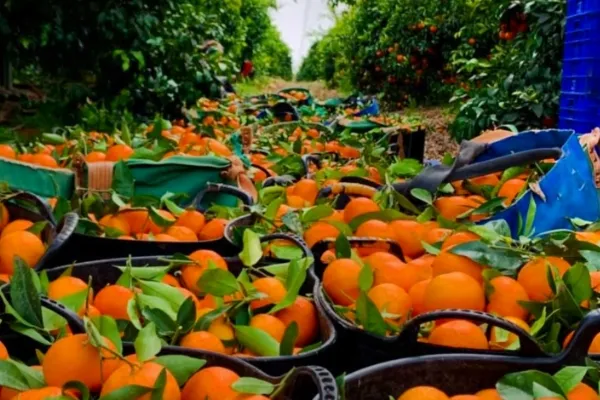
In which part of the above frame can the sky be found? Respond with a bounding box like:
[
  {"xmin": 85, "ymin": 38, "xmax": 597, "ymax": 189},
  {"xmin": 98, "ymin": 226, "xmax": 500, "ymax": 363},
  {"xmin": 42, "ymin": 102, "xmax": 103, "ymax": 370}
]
[{"xmin": 271, "ymin": 0, "xmax": 336, "ymax": 72}]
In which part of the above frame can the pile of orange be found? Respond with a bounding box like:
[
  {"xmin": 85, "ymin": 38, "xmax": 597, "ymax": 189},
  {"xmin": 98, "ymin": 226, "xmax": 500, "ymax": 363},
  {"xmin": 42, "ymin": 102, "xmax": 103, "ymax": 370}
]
[
  {"xmin": 93, "ymin": 208, "xmax": 228, "ymax": 242},
  {"xmin": 0, "ymin": 334, "xmax": 273, "ymax": 400},
  {"xmin": 0, "ymin": 202, "xmax": 46, "ymax": 278},
  {"xmin": 0, "ymin": 143, "xmax": 62, "ymax": 169},
  {"xmin": 280, "ymin": 90, "xmax": 308, "ymax": 101}
]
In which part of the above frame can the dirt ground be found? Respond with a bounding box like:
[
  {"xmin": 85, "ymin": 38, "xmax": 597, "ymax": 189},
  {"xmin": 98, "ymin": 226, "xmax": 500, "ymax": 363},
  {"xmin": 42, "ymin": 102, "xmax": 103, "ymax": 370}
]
[{"xmin": 266, "ymin": 79, "xmax": 460, "ymax": 161}]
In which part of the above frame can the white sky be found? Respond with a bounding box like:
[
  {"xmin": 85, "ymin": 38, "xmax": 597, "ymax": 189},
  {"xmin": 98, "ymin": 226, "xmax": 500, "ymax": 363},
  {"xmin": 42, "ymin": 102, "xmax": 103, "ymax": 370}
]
[{"xmin": 271, "ymin": 0, "xmax": 337, "ymax": 72}]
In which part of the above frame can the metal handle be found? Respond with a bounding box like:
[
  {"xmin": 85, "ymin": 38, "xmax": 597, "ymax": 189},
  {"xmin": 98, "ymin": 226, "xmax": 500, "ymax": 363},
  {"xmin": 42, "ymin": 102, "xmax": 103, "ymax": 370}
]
[
  {"xmin": 194, "ymin": 183, "xmax": 254, "ymax": 211},
  {"xmin": 35, "ymin": 212, "xmax": 79, "ymax": 270},
  {"xmin": 398, "ymin": 309, "xmax": 544, "ymax": 357},
  {"xmin": 275, "ymin": 366, "xmax": 338, "ymax": 400}
]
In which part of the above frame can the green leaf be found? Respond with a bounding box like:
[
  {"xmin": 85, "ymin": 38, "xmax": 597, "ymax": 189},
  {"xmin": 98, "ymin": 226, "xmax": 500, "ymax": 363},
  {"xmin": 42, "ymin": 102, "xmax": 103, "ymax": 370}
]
[
  {"xmin": 116, "ymin": 266, "xmax": 171, "ymax": 281},
  {"xmin": 149, "ymin": 207, "xmax": 175, "ymax": 229},
  {"xmin": 410, "ymin": 188, "xmax": 433, "ymax": 205},
  {"xmin": 163, "ymin": 199, "xmax": 185, "ymax": 217},
  {"xmin": 194, "ymin": 305, "xmax": 231, "ymax": 331},
  {"xmin": 270, "ymin": 259, "xmax": 307, "ymax": 313},
  {"xmin": 10, "ymin": 259, "xmax": 43, "ymax": 328},
  {"xmin": 135, "ymin": 322, "xmax": 162, "ymax": 362},
  {"xmin": 358, "ymin": 263, "xmax": 374, "ymax": 292},
  {"xmin": 0, "ymin": 360, "xmax": 44, "ymax": 391},
  {"xmin": 138, "ymin": 280, "xmax": 186, "ymax": 313},
  {"xmin": 449, "ymin": 241, "xmax": 523, "ymax": 272},
  {"xmin": 26, "ymin": 221, "xmax": 48, "ymax": 235},
  {"xmin": 523, "ymin": 197, "xmax": 537, "ymax": 237},
  {"xmin": 155, "ymin": 355, "xmax": 206, "ymax": 387},
  {"xmin": 142, "ymin": 308, "xmax": 176, "ymax": 335},
  {"xmin": 335, "ymin": 234, "xmax": 352, "ymax": 258},
  {"xmin": 150, "ymin": 368, "xmax": 167, "ymax": 400},
  {"xmin": 137, "ymin": 294, "xmax": 178, "ymax": 321},
  {"xmin": 302, "ymin": 205, "xmax": 334, "ymax": 224},
  {"xmin": 176, "ymin": 297, "xmax": 197, "ymax": 332},
  {"xmin": 91, "ymin": 315, "xmax": 123, "ymax": 354},
  {"xmin": 497, "ymin": 370, "xmax": 566, "ymax": 400},
  {"xmin": 553, "ymin": 367, "xmax": 591, "ymax": 393},
  {"xmin": 325, "ymin": 221, "xmax": 353, "ymax": 236},
  {"xmin": 239, "ymin": 230, "xmax": 262, "ymax": 267},
  {"xmin": 282, "ymin": 212, "xmax": 303, "ymax": 234},
  {"xmin": 99, "ymin": 385, "xmax": 153, "ymax": 400},
  {"xmin": 355, "ymin": 292, "xmax": 387, "ymax": 336},
  {"xmin": 112, "ymin": 161, "xmax": 135, "ymax": 199},
  {"xmin": 270, "ymin": 245, "xmax": 303, "ymax": 260},
  {"xmin": 198, "ymin": 269, "xmax": 240, "ymax": 297},
  {"xmin": 421, "ymin": 241, "xmax": 441, "ymax": 255},
  {"xmin": 126, "ymin": 298, "xmax": 142, "ymax": 330},
  {"xmin": 232, "ymin": 377, "xmax": 275, "ymax": 395},
  {"xmin": 279, "ymin": 321, "xmax": 299, "ymax": 356},
  {"xmin": 563, "ymin": 263, "xmax": 592, "ymax": 304},
  {"xmin": 234, "ymin": 326, "xmax": 280, "ymax": 357}
]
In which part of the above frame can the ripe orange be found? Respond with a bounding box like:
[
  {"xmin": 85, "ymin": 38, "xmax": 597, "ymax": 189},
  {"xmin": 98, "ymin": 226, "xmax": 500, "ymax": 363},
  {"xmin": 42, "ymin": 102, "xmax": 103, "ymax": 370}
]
[
  {"xmin": 205, "ymin": 138, "xmax": 233, "ymax": 157},
  {"xmin": 563, "ymin": 331, "xmax": 600, "ymax": 354},
  {"xmin": 0, "ymin": 145, "xmax": 16, "ymax": 160},
  {"xmin": 287, "ymin": 195, "xmax": 307, "ymax": 208},
  {"xmin": 0, "ymin": 204, "xmax": 8, "ymax": 231},
  {"xmin": 43, "ymin": 333, "xmax": 120, "ymax": 391},
  {"xmin": 343, "ymin": 198, "xmax": 380, "ymax": 223},
  {"xmin": 489, "ymin": 316, "xmax": 529, "ymax": 349},
  {"xmin": 517, "ymin": 256, "xmax": 570, "ymax": 302},
  {"xmin": 424, "ymin": 228, "xmax": 452, "ymax": 245},
  {"xmin": 99, "ymin": 214, "xmax": 131, "ymax": 236},
  {"xmin": 118, "ymin": 210, "xmax": 151, "ymax": 234},
  {"xmin": 101, "ymin": 361, "xmax": 181, "ymax": 400},
  {"xmin": 303, "ymin": 222, "xmax": 340, "ymax": 248},
  {"xmin": 94, "ymin": 285, "xmax": 135, "ymax": 320},
  {"xmin": 31, "ymin": 154, "xmax": 58, "ymax": 168},
  {"xmin": 423, "ymin": 272, "xmax": 485, "ymax": 313},
  {"xmin": 486, "ymin": 276, "xmax": 529, "ymax": 320},
  {"xmin": 408, "ymin": 279, "xmax": 430, "ymax": 316},
  {"xmin": 1, "ymin": 219, "xmax": 34, "ymax": 238},
  {"xmin": 250, "ymin": 314, "xmax": 286, "ymax": 342},
  {"xmin": 85, "ymin": 151, "xmax": 107, "ymax": 163},
  {"xmin": 180, "ymin": 331, "xmax": 225, "ymax": 354},
  {"xmin": 10, "ymin": 387, "xmax": 75, "ymax": 399},
  {"xmin": 0, "ymin": 231, "xmax": 45, "ymax": 273},
  {"xmin": 198, "ymin": 218, "xmax": 227, "ymax": 241},
  {"xmin": 276, "ymin": 296, "xmax": 319, "ymax": 347},
  {"xmin": 434, "ymin": 196, "xmax": 480, "ymax": 221},
  {"xmin": 476, "ymin": 389, "xmax": 502, "ymax": 400},
  {"xmin": 355, "ymin": 220, "xmax": 394, "ymax": 239},
  {"xmin": 429, "ymin": 320, "xmax": 489, "ymax": 350},
  {"xmin": 250, "ymin": 277, "xmax": 287, "ymax": 310},
  {"xmin": 105, "ymin": 144, "xmax": 134, "ymax": 161},
  {"xmin": 181, "ymin": 366, "xmax": 239, "ymax": 400},
  {"xmin": 368, "ymin": 283, "xmax": 412, "ymax": 325},
  {"xmin": 181, "ymin": 250, "xmax": 228, "ymax": 294},
  {"xmin": 388, "ymin": 220, "xmax": 425, "ymax": 258},
  {"xmin": 175, "ymin": 210, "xmax": 206, "ymax": 234},
  {"xmin": 323, "ymin": 259, "xmax": 362, "ymax": 306},
  {"xmin": 470, "ymin": 174, "xmax": 500, "ymax": 187},
  {"xmin": 293, "ymin": 179, "xmax": 319, "ymax": 205},
  {"xmin": 450, "ymin": 396, "xmax": 480, "ymax": 400},
  {"xmin": 166, "ymin": 226, "xmax": 197, "ymax": 242},
  {"xmin": 431, "ymin": 249, "xmax": 484, "ymax": 283},
  {"xmin": 398, "ymin": 386, "xmax": 450, "ymax": 400},
  {"xmin": 48, "ymin": 276, "xmax": 90, "ymax": 312},
  {"xmin": 498, "ymin": 179, "xmax": 527, "ymax": 205},
  {"xmin": 146, "ymin": 210, "xmax": 175, "ymax": 234},
  {"xmin": 441, "ymin": 232, "xmax": 479, "ymax": 250}
]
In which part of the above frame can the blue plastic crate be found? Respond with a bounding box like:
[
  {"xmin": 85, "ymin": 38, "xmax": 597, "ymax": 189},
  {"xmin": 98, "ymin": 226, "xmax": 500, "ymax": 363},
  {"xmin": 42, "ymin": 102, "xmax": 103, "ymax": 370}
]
[
  {"xmin": 562, "ymin": 58, "xmax": 600, "ymax": 78},
  {"xmin": 566, "ymin": 12, "xmax": 600, "ymax": 34},
  {"xmin": 563, "ymin": 38, "xmax": 599, "ymax": 59},
  {"xmin": 559, "ymin": 116, "xmax": 599, "ymax": 133},
  {"xmin": 568, "ymin": 0, "xmax": 600, "ymax": 16},
  {"xmin": 561, "ymin": 76, "xmax": 600, "ymax": 94},
  {"xmin": 560, "ymin": 92, "xmax": 600, "ymax": 110}
]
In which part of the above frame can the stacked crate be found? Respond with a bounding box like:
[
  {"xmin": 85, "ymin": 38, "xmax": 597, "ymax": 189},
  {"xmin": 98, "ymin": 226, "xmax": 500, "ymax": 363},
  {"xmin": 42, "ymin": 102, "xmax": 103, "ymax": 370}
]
[{"xmin": 559, "ymin": 0, "xmax": 600, "ymax": 133}]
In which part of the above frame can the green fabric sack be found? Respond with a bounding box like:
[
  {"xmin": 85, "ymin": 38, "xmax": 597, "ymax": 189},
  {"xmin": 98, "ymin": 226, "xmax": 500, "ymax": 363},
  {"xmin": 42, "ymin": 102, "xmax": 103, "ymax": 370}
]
[
  {"xmin": 123, "ymin": 155, "xmax": 239, "ymax": 207},
  {"xmin": 0, "ymin": 158, "xmax": 75, "ymax": 199}
]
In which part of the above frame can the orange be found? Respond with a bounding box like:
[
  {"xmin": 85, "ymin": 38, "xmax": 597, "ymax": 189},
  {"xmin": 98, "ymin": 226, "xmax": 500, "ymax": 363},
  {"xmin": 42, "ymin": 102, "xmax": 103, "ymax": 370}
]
[
  {"xmin": 0, "ymin": 231, "xmax": 45, "ymax": 273},
  {"xmin": 205, "ymin": 138, "xmax": 233, "ymax": 157},
  {"xmin": 99, "ymin": 214, "xmax": 131, "ymax": 236},
  {"xmin": 48, "ymin": 276, "xmax": 90, "ymax": 313},
  {"xmin": 442, "ymin": 232, "xmax": 479, "ymax": 250},
  {"xmin": 118, "ymin": 210, "xmax": 151, "ymax": 234},
  {"xmin": 476, "ymin": 389, "xmax": 502, "ymax": 400},
  {"xmin": 180, "ymin": 331, "xmax": 225, "ymax": 354},
  {"xmin": 388, "ymin": 220, "xmax": 425, "ymax": 258},
  {"xmin": 409, "ymin": 279, "xmax": 431, "ymax": 316},
  {"xmin": 293, "ymin": 179, "xmax": 319, "ymax": 205},
  {"xmin": 486, "ymin": 276, "xmax": 529, "ymax": 320},
  {"xmin": 304, "ymin": 222, "xmax": 340, "ymax": 248},
  {"xmin": 198, "ymin": 218, "xmax": 227, "ymax": 241},
  {"xmin": 287, "ymin": 195, "xmax": 307, "ymax": 208},
  {"xmin": 181, "ymin": 250, "xmax": 228, "ymax": 294},
  {"xmin": 498, "ymin": 179, "xmax": 527, "ymax": 206},
  {"xmin": 423, "ymin": 272, "xmax": 485, "ymax": 312},
  {"xmin": 153, "ymin": 233, "xmax": 178, "ymax": 241},
  {"xmin": 30, "ymin": 154, "xmax": 58, "ymax": 168},
  {"xmin": 368, "ymin": 255, "xmax": 424, "ymax": 292},
  {"xmin": 181, "ymin": 366, "xmax": 239, "ymax": 400},
  {"xmin": 355, "ymin": 220, "xmax": 394, "ymax": 239},
  {"xmin": 175, "ymin": 210, "xmax": 206, "ymax": 234},
  {"xmin": 1, "ymin": 219, "xmax": 34, "ymax": 238},
  {"xmin": 276, "ymin": 296, "xmax": 319, "ymax": 347},
  {"xmin": 343, "ymin": 198, "xmax": 380, "ymax": 224},
  {"xmin": 489, "ymin": 317, "xmax": 529, "ymax": 349},
  {"xmin": 11, "ymin": 387, "xmax": 75, "ymax": 400},
  {"xmin": 0, "ymin": 145, "xmax": 16, "ymax": 160},
  {"xmin": 450, "ymin": 396, "xmax": 480, "ymax": 400},
  {"xmin": 470, "ymin": 174, "xmax": 500, "ymax": 187},
  {"xmin": 576, "ymin": 231, "xmax": 600, "ymax": 245},
  {"xmin": 398, "ymin": 386, "xmax": 450, "ymax": 400},
  {"xmin": 517, "ymin": 256, "xmax": 570, "ymax": 302},
  {"xmin": 94, "ymin": 285, "xmax": 135, "ymax": 320},
  {"xmin": 166, "ymin": 226, "xmax": 197, "ymax": 242},
  {"xmin": 424, "ymin": 228, "xmax": 452, "ymax": 245},
  {"xmin": 431, "ymin": 249, "xmax": 484, "ymax": 283},
  {"xmin": 105, "ymin": 144, "xmax": 134, "ymax": 161},
  {"xmin": 407, "ymin": 255, "xmax": 435, "ymax": 279},
  {"xmin": 85, "ymin": 151, "xmax": 107, "ymax": 163},
  {"xmin": 100, "ymin": 361, "xmax": 181, "ymax": 400},
  {"xmin": 42, "ymin": 333, "xmax": 120, "ymax": 391},
  {"xmin": 322, "ymin": 259, "xmax": 362, "ymax": 306},
  {"xmin": 162, "ymin": 274, "xmax": 180, "ymax": 288},
  {"xmin": 566, "ymin": 383, "xmax": 598, "ymax": 399},
  {"xmin": 434, "ymin": 196, "xmax": 480, "ymax": 221},
  {"xmin": 250, "ymin": 314, "xmax": 286, "ymax": 342},
  {"xmin": 250, "ymin": 277, "xmax": 287, "ymax": 310},
  {"xmin": 429, "ymin": 320, "xmax": 489, "ymax": 350},
  {"xmin": 368, "ymin": 283, "xmax": 412, "ymax": 325},
  {"xmin": 0, "ymin": 204, "xmax": 8, "ymax": 231},
  {"xmin": 563, "ymin": 331, "xmax": 600, "ymax": 354},
  {"xmin": 146, "ymin": 210, "xmax": 175, "ymax": 234}
]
